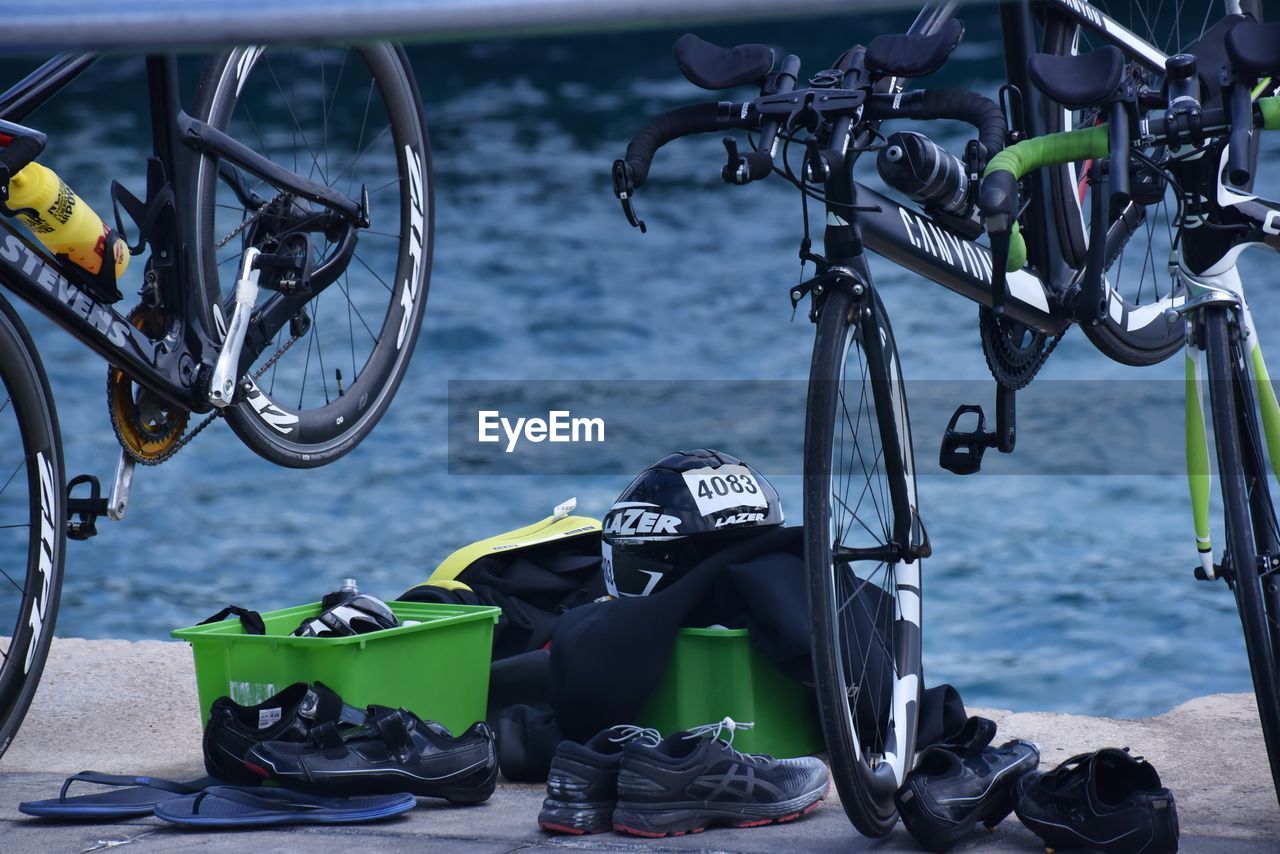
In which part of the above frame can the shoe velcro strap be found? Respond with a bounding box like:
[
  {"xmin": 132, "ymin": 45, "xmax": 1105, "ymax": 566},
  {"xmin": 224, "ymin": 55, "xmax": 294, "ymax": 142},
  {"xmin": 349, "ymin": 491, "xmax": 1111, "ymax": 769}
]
[
  {"xmin": 306, "ymin": 720, "xmax": 346, "ymax": 749},
  {"xmin": 370, "ymin": 710, "xmax": 415, "ymax": 756}
]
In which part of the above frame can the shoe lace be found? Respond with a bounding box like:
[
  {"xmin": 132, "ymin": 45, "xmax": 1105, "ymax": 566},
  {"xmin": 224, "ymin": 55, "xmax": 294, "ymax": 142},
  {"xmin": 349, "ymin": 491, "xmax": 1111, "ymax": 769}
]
[
  {"xmin": 607, "ymin": 725, "xmax": 662, "ymax": 747},
  {"xmin": 684, "ymin": 716, "xmax": 765, "ymax": 763}
]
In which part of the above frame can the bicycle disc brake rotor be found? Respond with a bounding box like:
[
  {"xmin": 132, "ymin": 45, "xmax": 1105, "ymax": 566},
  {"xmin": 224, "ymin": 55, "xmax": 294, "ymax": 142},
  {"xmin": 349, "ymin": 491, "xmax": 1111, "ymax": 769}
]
[
  {"xmin": 108, "ymin": 306, "xmax": 190, "ymax": 464},
  {"xmin": 978, "ymin": 306, "xmax": 1059, "ymax": 390}
]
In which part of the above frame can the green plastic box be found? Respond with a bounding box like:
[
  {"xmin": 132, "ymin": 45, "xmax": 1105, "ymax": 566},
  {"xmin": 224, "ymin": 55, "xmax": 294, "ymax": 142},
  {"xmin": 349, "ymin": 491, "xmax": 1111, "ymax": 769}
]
[
  {"xmin": 172, "ymin": 601, "xmax": 501, "ymax": 735},
  {"xmin": 638, "ymin": 627, "xmax": 823, "ymax": 758}
]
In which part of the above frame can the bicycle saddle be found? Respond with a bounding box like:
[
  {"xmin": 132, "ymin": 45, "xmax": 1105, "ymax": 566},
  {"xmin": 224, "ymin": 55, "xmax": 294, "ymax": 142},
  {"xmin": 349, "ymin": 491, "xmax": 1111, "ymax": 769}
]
[
  {"xmin": 673, "ymin": 34, "xmax": 773, "ymax": 90},
  {"xmin": 1027, "ymin": 45, "xmax": 1126, "ymax": 109},
  {"xmin": 1226, "ymin": 21, "xmax": 1280, "ymax": 76},
  {"xmin": 865, "ymin": 18, "xmax": 964, "ymax": 79}
]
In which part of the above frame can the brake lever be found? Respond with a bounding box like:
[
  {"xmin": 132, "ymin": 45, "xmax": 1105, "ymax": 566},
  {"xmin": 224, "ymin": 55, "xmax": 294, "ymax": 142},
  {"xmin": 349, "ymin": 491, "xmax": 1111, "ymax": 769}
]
[{"xmin": 611, "ymin": 159, "xmax": 646, "ymax": 233}]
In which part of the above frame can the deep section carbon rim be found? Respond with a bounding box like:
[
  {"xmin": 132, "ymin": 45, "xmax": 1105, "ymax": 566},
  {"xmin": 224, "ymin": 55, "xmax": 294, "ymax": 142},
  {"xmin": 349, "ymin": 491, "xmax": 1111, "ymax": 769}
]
[
  {"xmin": 805, "ymin": 285, "xmax": 921, "ymax": 837},
  {"xmin": 0, "ymin": 296, "xmax": 64, "ymax": 757},
  {"xmin": 193, "ymin": 44, "xmax": 431, "ymax": 466}
]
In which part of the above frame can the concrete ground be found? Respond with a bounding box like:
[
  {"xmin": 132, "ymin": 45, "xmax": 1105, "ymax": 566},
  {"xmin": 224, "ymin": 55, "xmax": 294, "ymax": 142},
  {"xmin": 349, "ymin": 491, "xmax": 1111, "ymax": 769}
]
[{"xmin": 0, "ymin": 638, "xmax": 1277, "ymax": 852}]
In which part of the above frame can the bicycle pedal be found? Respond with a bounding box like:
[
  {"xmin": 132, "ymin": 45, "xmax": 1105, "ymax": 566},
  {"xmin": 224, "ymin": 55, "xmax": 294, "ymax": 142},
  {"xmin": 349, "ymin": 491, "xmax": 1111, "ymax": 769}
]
[
  {"xmin": 66, "ymin": 474, "xmax": 108, "ymax": 541},
  {"xmin": 939, "ymin": 404, "xmax": 994, "ymax": 475}
]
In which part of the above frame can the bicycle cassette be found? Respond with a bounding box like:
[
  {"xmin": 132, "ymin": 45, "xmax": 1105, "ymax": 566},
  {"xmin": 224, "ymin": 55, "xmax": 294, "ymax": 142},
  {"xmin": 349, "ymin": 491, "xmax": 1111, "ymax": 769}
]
[{"xmin": 108, "ymin": 307, "xmax": 190, "ymax": 464}]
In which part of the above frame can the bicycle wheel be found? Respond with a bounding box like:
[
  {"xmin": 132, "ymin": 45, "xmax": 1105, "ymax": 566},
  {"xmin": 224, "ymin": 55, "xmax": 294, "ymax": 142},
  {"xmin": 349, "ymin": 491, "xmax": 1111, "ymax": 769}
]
[
  {"xmin": 1039, "ymin": 1, "xmax": 1263, "ymax": 365},
  {"xmin": 1204, "ymin": 307, "xmax": 1280, "ymax": 803},
  {"xmin": 191, "ymin": 44, "xmax": 432, "ymax": 467},
  {"xmin": 0, "ymin": 293, "xmax": 66, "ymax": 757},
  {"xmin": 804, "ymin": 282, "xmax": 922, "ymax": 837}
]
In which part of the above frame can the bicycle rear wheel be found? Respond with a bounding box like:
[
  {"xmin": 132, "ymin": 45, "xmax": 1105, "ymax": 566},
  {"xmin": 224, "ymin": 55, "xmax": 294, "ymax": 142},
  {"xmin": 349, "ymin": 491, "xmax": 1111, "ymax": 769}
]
[
  {"xmin": 1204, "ymin": 307, "xmax": 1280, "ymax": 803},
  {"xmin": 0, "ymin": 293, "xmax": 66, "ymax": 757},
  {"xmin": 192, "ymin": 44, "xmax": 432, "ymax": 467},
  {"xmin": 804, "ymin": 282, "xmax": 922, "ymax": 837},
  {"xmin": 1039, "ymin": 1, "xmax": 1262, "ymax": 365}
]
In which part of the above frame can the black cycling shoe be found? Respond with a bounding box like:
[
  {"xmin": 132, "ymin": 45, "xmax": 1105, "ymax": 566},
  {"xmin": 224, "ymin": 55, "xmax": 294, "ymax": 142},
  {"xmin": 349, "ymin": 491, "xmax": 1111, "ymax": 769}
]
[
  {"xmin": 895, "ymin": 716, "xmax": 1040, "ymax": 853},
  {"xmin": 203, "ymin": 682, "xmax": 367, "ymax": 784},
  {"xmin": 246, "ymin": 707, "xmax": 498, "ymax": 803},
  {"xmin": 1014, "ymin": 748, "xmax": 1179, "ymax": 854},
  {"xmin": 612, "ymin": 719, "xmax": 829, "ymax": 837},
  {"xmin": 538, "ymin": 725, "xmax": 662, "ymax": 835}
]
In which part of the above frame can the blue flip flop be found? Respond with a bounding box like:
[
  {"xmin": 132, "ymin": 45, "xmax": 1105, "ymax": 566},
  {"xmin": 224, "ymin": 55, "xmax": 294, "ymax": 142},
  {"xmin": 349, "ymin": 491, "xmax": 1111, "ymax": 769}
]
[
  {"xmin": 19, "ymin": 772, "xmax": 216, "ymax": 819},
  {"xmin": 153, "ymin": 785, "xmax": 416, "ymax": 827}
]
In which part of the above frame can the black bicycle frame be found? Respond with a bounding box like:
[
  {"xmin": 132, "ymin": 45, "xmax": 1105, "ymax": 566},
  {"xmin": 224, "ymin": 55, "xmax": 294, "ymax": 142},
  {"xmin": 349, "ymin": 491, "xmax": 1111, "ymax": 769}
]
[{"xmin": 0, "ymin": 52, "xmax": 361, "ymax": 412}]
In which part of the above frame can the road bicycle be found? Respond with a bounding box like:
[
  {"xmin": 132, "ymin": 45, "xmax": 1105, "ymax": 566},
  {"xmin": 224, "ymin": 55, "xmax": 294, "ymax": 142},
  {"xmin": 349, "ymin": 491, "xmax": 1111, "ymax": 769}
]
[
  {"xmin": 0, "ymin": 46, "xmax": 432, "ymax": 755},
  {"xmin": 611, "ymin": 0, "xmax": 1278, "ymax": 837}
]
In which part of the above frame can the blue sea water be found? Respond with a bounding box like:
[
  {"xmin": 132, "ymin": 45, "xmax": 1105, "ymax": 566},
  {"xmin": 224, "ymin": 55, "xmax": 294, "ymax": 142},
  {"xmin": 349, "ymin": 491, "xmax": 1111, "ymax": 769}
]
[{"xmin": 1, "ymin": 8, "xmax": 1277, "ymax": 719}]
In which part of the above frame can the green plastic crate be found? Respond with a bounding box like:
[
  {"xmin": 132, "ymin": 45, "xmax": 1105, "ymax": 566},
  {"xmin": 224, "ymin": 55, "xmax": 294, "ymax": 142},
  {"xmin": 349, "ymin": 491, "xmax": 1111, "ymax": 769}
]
[
  {"xmin": 172, "ymin": 601, "xmax": 501, "ymax": 735},
  {"xmin": 638, "ymin": 627, "xmax": 823, "ymax": 758}
]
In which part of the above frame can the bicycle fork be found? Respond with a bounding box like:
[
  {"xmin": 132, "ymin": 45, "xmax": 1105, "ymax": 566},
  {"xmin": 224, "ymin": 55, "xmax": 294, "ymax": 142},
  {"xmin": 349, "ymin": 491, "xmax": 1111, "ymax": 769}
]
[{"xmin": 1182, "ymin": 265, "xmax": 1280, "ymax": 580}]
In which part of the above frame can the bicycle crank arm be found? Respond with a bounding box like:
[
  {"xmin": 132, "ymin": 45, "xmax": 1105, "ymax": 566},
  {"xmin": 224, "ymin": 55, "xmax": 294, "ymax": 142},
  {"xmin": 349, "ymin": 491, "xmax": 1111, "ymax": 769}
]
[{"xmin": 209, "ymin": 247, "xmax": 261, "ymax": 408}]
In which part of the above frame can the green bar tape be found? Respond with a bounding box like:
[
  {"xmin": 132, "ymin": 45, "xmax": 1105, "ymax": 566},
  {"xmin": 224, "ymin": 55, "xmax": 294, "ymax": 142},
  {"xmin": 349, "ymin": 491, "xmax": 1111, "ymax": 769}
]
[
  {"xmin": 1261, "ymin": 96, "xmax": 1280, "ymax": 131},
  {"xmin": 1250, "ymin": 342, "xmax": 1280, "ymax": 481},
  {"xmin": 984, "ymin": 126, "xmax": 1109, "ymax": 272}
]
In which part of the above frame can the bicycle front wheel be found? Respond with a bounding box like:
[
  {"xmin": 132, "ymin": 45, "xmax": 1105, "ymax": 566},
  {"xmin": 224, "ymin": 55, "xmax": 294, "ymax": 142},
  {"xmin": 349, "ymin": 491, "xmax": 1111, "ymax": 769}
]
[
  {"xmin": 0, "ymin": 293, "xmax": 66, "ymax": 757},
  {"xmin": 804, "ymin": 282, "xmax": 922, "ymax": 837},
  {"xmin": 192, "ymin": 44, "xmax": 433, "ymax": 467},
  {"xmin": 1204, "ymin": 307, "xmax": 1280, "ymax": 803}
]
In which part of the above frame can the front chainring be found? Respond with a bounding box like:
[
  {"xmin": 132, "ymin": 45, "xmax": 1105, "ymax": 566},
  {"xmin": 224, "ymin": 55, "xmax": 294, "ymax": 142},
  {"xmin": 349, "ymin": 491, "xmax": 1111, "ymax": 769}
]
[
  {"xmin": 978, "ymin": 306, "xmax": 1062, "ymax": 390},
  {"xmin": 108, "ymin": 306, "xmax": 191, "ymax": 464}
]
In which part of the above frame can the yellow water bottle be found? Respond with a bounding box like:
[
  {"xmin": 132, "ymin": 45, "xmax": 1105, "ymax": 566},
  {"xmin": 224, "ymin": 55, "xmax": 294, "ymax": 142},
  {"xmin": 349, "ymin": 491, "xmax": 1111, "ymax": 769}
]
[{"xmin": 6, "ymin": 161, "xmax": 129, "ymax": 287}]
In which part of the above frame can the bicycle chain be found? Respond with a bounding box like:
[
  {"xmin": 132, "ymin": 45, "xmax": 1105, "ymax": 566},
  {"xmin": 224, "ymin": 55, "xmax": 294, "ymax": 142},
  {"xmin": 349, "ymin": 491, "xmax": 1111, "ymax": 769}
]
[
  {"xmin": 215, "ymin": 192, "xmax": 293, "ymax": 250},
  {"xmin": 113, "ymin": 193, "xmax": 306, "ymax": 463},
  {"xmin": 113, "ymin": 320, "xmax": 300, "ymax": 465},
  {"xmin": 158, "ymin": 333, "xmax": 301, "ymax": 460}
]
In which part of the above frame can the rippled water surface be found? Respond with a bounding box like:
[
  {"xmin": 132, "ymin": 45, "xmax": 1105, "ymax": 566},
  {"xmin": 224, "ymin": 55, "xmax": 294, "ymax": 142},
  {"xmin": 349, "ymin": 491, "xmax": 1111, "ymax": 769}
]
[{"xmin": 2, "ymin": 8, "xmax": 1278, "ymax": 718}]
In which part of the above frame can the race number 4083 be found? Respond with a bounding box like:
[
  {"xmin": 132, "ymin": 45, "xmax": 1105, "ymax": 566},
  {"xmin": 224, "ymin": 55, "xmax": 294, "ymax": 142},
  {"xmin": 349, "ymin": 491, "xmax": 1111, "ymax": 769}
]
[{"xmin": 682, "ymin": 465, "xmax": 769, "ymax": 517}]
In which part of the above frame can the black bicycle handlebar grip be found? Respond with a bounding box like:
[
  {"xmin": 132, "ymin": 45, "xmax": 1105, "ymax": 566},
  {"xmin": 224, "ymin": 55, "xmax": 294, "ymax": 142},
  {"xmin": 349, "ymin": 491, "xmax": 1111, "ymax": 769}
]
[
  {"xmin": 1226, "ymin": 82, "xmax": 1253, "ymax": 187},
  {"xmin": 978, "ymin": 169, "xmax": 1017, "ymax": 231},
  {"xmin": 0, "ymin": 135, "xmax": 43, "ymax": 195},
  {"xmin": 865, "ymin": 90, "xmax": 1006, "ymax": 160},
  {"xmin": 624, "ymin": 101, "xmax": 747, "ymax": 190},
  {"xmin": 1107, "ymin": 102, "xmax": 1130, "ymax": 203}
]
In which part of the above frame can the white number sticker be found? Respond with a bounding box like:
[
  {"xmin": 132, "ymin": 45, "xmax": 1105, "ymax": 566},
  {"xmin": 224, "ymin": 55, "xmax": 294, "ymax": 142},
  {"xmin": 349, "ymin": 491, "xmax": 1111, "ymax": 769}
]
[{"xmin": 682, "ymin": 465, "xmax": 768, "ymax": 517}]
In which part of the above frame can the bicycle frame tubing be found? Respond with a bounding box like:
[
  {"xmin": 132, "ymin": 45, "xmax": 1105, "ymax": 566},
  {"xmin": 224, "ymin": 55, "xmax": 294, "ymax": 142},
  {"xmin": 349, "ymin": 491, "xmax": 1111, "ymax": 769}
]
[
  {"xmin": 0, "ymin": 52, "xmax": 362, "ymax": 412},
  {"xmin": 822, "ymin": 1, "xmax": 1069, "ymax": 336}
]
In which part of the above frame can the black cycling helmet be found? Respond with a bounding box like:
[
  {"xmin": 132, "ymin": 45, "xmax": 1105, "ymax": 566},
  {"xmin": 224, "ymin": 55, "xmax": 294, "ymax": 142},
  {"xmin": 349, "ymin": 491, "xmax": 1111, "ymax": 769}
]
[
  {"xmin": 293, "ymin": 593, "xmax": 399, "ymax": 637},
  {"xmin": 602, "ymin": 449, "xmax": 783, "ymax": 597}
]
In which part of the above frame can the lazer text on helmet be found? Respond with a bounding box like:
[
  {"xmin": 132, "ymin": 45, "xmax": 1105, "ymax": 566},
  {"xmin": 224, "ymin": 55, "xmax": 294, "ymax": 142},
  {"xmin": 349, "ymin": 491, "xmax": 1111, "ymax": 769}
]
[{"xmin": 477, "ymin": 410, "xmax": 605, "ymax": 453}]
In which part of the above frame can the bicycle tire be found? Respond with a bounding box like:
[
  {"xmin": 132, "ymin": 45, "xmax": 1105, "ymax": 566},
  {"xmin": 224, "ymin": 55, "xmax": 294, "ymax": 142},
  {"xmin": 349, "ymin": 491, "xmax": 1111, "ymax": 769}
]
[
  {"xmin": 1204, "ymin": 307, "xmax": 1280, "ymax": 804},
  {"xmin": 1036, "ymin": 3, "xmax": 1263, "ymax": 365},
  {"xmin": 0, "ymin": 292, "xmax": 66, "ymax": 758},
  {"xmin": 804, "ymin": 283, "xmax": 922, "ymax": 837},
  {"xmin": 191, "ymin": 44, "xmax": 433, "ymax": 468}
]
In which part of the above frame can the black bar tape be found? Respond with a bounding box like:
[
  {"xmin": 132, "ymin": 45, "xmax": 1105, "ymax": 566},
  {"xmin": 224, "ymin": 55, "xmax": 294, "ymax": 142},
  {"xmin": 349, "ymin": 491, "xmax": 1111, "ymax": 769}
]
[
  {"xmin": 865, "ymin": 90, "xmax": 1006, "ymax": 160},
  {"xmin": 0, "ymin": 135, "xmax": 42, "ymax": 184},
  {"xmin": 624, "ymin": 101, "xmax": 754, "ymax": 189}
]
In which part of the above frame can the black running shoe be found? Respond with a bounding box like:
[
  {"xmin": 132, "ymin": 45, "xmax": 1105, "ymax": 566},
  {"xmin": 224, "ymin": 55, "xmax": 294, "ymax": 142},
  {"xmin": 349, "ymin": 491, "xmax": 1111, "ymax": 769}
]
[
  {"xmin": 538, "ymin": 725, "xmax": 662, "ymax": 835},
  {"xmin": 203, "ymin": 682, "xmax": 367, "ymax": 784},
  {"xmin": 246, "ymin": 707, "xmax": 498, "ymax": 803},
  {"xmin": 612, "ymin": 719, "xmax": 829, "ymax": 837},
  {"xmin": 1014, "ymin": 748, "xmax": 1178, "ymax": 854},
  {"xmin": 895, "ymin": 716, "xmax": 1040, "ymax": 852}
]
